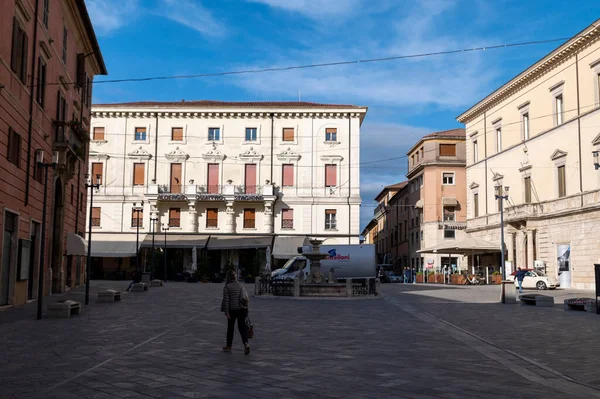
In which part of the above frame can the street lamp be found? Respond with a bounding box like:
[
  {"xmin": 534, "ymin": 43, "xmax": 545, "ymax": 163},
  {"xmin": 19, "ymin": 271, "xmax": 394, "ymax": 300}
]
[
  {"xmin": 162, "ymin": 223, "xmax": 169, "ymax": 282},
  {"xmin": 36, "ymin": 151, "xmax": 58, "ymax": 320},
  {"xmin": 132, "ymin": 202, "xmax": 144, "ymax": 274},
  {"xmin": 494, "ymin": 184, "xmax": 510, "ymax": 282},
  {"xmin": 85, "ymin": 173, "xmax": 102, "ymax": 305},
  {"xmin": 593, "ymin": 151, "xmax": 599, "ymax": 170},
  {"xmin": 150, "ymin": 215, "xmax": 158, "ymax": 279}
]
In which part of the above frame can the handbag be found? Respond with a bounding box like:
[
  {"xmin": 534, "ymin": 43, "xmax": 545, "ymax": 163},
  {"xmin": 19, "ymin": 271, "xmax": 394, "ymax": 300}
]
[{"xmin": 246, "ymin": 315, "xmax": 254, "ymax": 339}]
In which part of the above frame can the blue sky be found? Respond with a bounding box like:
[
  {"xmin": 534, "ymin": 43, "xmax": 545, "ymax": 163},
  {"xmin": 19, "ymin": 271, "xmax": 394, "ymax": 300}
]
[{"xmin": 88, "ymin": 0, "xmax": 600, "ymax": 230}]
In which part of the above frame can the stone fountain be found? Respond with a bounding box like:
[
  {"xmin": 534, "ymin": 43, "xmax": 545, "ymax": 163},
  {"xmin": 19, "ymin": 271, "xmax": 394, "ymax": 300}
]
[{"xmin": 303, "ymin": 239, "xmax": 329, "ymax": 283}]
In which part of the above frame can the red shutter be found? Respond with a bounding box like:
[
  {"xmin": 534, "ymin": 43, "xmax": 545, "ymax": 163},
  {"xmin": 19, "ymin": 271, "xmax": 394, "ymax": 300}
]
[
  {"xmin": 170, "ymin": 163, "xmax": 182, "ymax": 193},
  {"xmin": 133, "ymin": 163, "xmax": 145, "ymax": 185},
  {"xmin": 93, "ymin": 127, "xmax": 105, "ymax": 141},
  {"xmin": 282, "ymin": 164, "xmax": 294, "ymax": 187},
  {"xmin": 283, "ymin": 128, "xmax": 294, "ymax": 141},
  {"xmin": 245, "ymin": 164, "xmax": 256, "ymax": 194},
  {"xmin": 207, "ymin": 164, "xmax": 219, "ymax": 193},
  {"xmin": 325, "ymin": 164, "xmax": 336, "ymax": 187}
]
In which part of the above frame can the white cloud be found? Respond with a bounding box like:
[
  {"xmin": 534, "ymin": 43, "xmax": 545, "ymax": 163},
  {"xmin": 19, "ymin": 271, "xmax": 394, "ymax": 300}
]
[
  {"xmin": 159, "ymin": 0, "xmax": 225, "ymax": 37},
  {"xmin": 87, "ymin": 0, "xmax": 140, "ymax": 36},
  {"xmin": 248, "ymin": 0, "xmax": 364, "ymax": 19}
]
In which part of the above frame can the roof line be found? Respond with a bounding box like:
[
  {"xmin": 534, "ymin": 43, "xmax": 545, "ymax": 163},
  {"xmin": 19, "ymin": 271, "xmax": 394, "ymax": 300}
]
[{"xmin": 76, "ymin": 0, "xmax": 107, "ymax": 75}]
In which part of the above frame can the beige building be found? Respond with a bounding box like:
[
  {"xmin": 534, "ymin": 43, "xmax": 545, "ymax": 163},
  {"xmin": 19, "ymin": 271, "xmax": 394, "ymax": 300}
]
[
  {"xmin": 457, "ymin": 19, "xmax": 600, "ymax": 289},
  {"xmin": 406, "ymin": 129, "xmax": 467, "ymax": 272}
]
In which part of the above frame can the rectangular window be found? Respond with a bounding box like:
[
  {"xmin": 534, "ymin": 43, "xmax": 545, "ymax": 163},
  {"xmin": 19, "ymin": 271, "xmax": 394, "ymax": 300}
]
[
  {"xmin": 325, "ymin": 128, "xmax": 337, "ymax": 142},
  {"xmin": 245, "ymin": 128, "xmax": 257, "ymax": 141},
  {"xmin": 325, "ymin": 209, "xmax": 337, "ymax": 230},
  {"xmin": 10, "ymin": 17, "xmax": 28, "ymax": 83},
  {"xmin": 555, "ymin": 94, "xmax": 564, "ymax": 125},
  {"xmin": 7, "ymin": 127, "xmax": 21, "ymax": 167},
  {"xmin": 524, "ymin": 176, "xmax": 532, "ymax": 203},
  {"xmin": 208, "ymin": 127, "xmax": 220, "ymax": 141},
  {"xmin": 244, "ymin": 164, "xmax": 256, "ymax": 194},
  {"xmin": 283, "ymin": 128, "xmax": 294, "ymax": 141},
  {"xmin": 171, "ymin": 127, "xmax": 183, "ymax": 141},
  {"xmin": 169, "ymin": 208, "xmax": 181, "ymax": 228},
  {"xmin": 91, "ymin": 162, "xmax": 103, "ymax": 185},
  {"xmin": 442, "ymin": 172, "xmax": 454, "ymax": 185},
  {"xmin": 76, "ymin": 53, "xmax": 86, "ymax": 88},
  {"xmin": 473, "ymin": 140, "xmax": 478, "ymax": 163},
  {"xmin": 325, "ymin": 164, "xmax": 337, "ymax": 187},
  {"xmin": 55, "ymin": 91, "xmax": 67, "ymax": 141},
  {"xmin": 557, "ymin": 165, "xmax": 566, "ymax": 198},
  {"xmin": 170, "ymin": 163, "xmax": 182, "ymax": 193},
  {"xmin": 131, "ymin": 209, "xmax": 143, "ymax": 227},
  {"xmin": 243, "ymin": 209, "xmax": 255, "ymax": 229},
  {"xmin": 443, "ymin": 206, "xmax": 455, "ymax": 222},
  {"xmin": 496, "ymin": 127, "xmax": 502, "ymax": 152},
  {"xmin": 439, "ymin": 144, "xmax": 456, "ymax": 156},
  {"xmin": 473, "ymin": 193, "xmax": 479, "ymax": 218},
  {"xmin": 62, "ymin": 26, "xmax": 68, "ymax": 64},
  {"xmin": 207, "ymin": 163, "xmax": 219, "ymax": 194},
  {"xmin": 411, "ymin": 155, "xmax": 415, "ymax": 165},
  {"xmin": 282, "ymin": 209, "xmax": 294, "ymax": 229},
  {"xmin": 91, "ymin": 207, "xmax": 101, "ymax": 227},
  {"xmin": 444, "ymin": 229, "xmax": 455, "ymax": 239},
  {"xmin": 206, "ymin": 208, "xmax": 218, "ymax": 228},
  {"xmin": 133, "ymin": 163, "xmax": 145, "ymax": 186},
  {"xmin": 134, "ymin": 127, "xmax": 146, "ymax": 141},
  {"xmin": 93, "ymin": 127, "xmax": 105, "ymax": 141},
  {"xmin": 282, "ymin": 164, "xmax": 294, "ymax": 187},
  {"xmin": 522, "ymin": 112, "xmax": 530, "ymax": 140},
  {"xmin": 36, "ymin": 58, "xmax": 46, "ymax": 106},
  {"xmin": 43, "ymin": 0, "xmax": 49, "ymax": 27}
]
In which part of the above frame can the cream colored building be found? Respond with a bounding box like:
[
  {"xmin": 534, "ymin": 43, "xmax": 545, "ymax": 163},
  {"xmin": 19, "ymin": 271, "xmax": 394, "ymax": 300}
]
[{"xmin": 457, "ymin": 19, "xmax": 600, "ymax": 289}]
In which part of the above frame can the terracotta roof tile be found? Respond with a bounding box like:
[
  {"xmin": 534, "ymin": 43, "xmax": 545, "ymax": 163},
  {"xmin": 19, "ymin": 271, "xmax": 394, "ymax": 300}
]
[
  {"xmin": 422, "ymin": 128, "xmax": 466, "ymax": 139},
  {"xmin": 93, "ymin": 100, "xmax": 366, "ymax": 109}
]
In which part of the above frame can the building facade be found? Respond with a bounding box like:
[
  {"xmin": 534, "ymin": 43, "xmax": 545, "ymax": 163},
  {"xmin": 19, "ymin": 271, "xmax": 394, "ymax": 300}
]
[
  {"xmin": 0, "ymin": 0, "xmax": 106, "ymax": 306},
  {"xmin": 405, "ymin": 129, "xmax": 467, "ymax": 272},
  {"xmin": 388, "ymin": 182, "xmax": 409, "ymax": 272},
  {"xmin": 457, "ymin": 19, "xmax": 600, "ymax": 289},
  {"xmin": 370, "ymin": 182, "xmax": 407, "ymax": 264},
  {"xmin": 88, "ymin": 101, "xmax": 366, "ymax": 278}
]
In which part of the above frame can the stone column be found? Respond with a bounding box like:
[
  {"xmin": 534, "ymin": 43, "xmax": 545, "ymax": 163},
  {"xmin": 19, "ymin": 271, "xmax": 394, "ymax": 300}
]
[
  {"xmin": 263, "ymin": 200, "xmax": 274, "ymax": 233},
  {"xmin": 188, "ymin": 201, "xmax": 198, "ymax": 232},
  {"xmin": 224, "ymin": 199, "xmax": 236, "ymax": 233},
  {"xmin": 527, "ymin": 230, "xmax": 535, "ymax": 269},
  {"xmin": 515, "ymin": 230, "xmax": 527, "ymax": 269},
  {"xmin": 506, "ymin": 232, "xmax": 515, "ymax": 262}
]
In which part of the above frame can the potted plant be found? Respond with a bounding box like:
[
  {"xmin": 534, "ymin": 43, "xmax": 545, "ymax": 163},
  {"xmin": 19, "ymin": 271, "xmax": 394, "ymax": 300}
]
[
  {"xmin": 416, "ymin": 272, "xmax": 424, "ymax": 283},
  {"xmin": 427, "ymin": 272, "xmax": 436, "ymax": 283},
  {"xmin": 491, "ymin": 271, "xmax": 502, "ymax": 284}
]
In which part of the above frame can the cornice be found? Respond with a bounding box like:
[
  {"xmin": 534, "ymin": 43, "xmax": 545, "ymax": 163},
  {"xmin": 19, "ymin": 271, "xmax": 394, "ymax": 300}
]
[{"xmin": 90, "ymin": 110, "xmax": 365, "ymax": 119}]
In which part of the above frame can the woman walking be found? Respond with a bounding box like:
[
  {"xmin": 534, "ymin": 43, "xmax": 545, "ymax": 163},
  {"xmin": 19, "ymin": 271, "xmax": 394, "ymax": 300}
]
[{"xmin": 221, "ymin": 270, "xmax": 250, "ymax": 354}]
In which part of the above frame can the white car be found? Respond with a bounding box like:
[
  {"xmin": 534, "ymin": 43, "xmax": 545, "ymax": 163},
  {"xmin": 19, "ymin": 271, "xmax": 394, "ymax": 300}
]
[{"xmin": 508, "ymin": 269, "xmax": 560, "ymax": 290}]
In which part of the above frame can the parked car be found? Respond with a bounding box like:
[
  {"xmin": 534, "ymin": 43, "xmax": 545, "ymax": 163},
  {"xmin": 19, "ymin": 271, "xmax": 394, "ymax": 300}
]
[
  {"xmin": 507, "ymin": 269, "xmax": 559, "ymax": 290},
  {"xmin": 386, "ymin": 272, "xmax": 403, "ymax": 283}
]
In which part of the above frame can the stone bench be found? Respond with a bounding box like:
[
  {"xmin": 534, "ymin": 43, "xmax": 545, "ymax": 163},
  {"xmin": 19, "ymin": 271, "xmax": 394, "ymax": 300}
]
[
  {"xmin": 564, "ymin": 298, "xmax": 597, "ymax": 312},
  {"xmin": 519, "ymin": 294, "xmax": 554, "ymax": 307},
  {"xmin": 150, "ymin": 279, "xmax": 163, "ymax": 287},
  {"xmin": 48, "ymin": 300, "xmax": 81, "ymax": 318},
  {"xmin": 97, "ymin": 289, "xmax": 121, "ymax": 303},
  {"xmin": 130, "ymin": 283, "xmax": 148, "ymax": 292}
]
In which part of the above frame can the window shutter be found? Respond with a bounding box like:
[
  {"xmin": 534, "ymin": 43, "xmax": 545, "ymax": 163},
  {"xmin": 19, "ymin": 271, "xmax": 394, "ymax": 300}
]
[
  {"xmin": 282, "ymin": 164, "xmax": 294, "ymax": 186},
  {"xmin": 439, "ymin": 144, "xmax": 456, "ymax": 156},
  {"xmin": 20, "ymin": 29, "xmax": 28, "ymax": 83},
  {"xmin": 91, "ymin": 207, "xmax": 101, "ymax": 218},
  {"xmin": 325, "ymin": 164, "xmax": 336, "ymax": 187},
  {"xmin": 169, "ymin": 208, "xmax": 180, "ymax": 219},
  {"xmin": 283, "ymin": 128, "xmax": 294, "ymax": 141},
  {"xmin": 11, "ymin": 17, "xmax": 19, "ymax": 73},
  {"xmin": 133, "ymin": 163, "xmax": 145, "ymax": 185},
  {"xmin": 207, "ymin": 164, "xmax": 219, "ymax": 193},
  {"xmin": 283, "ymin": 209, "xmax": 293, "ymax": 220},
  {"xmin": 244, "ymin": 164, "xmax": 256, "ymax": 194},
  {"xmin": 244, "ymin": 209, "xmax": 255, "ymax": 220},
  {"xmin": 325, "ymin": 209, "xmax": 336, "ymax": 215},
  {"xmin": 171, "ymin": 127, "xmax": 183, "ymax": 141},
  {"xmin": 93, "ymin": 127, "xmax": 105, "ymax": 140},
  {"xmin": 207, "ymin": 209, "xmax": 218, "ymax": 220}
]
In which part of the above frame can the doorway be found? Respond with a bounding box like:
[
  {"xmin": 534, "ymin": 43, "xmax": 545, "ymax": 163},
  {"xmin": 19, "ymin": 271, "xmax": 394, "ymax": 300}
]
[
  {"xmin": 28, "ymin": 221, "xmax": 41, "ymax": 300},
  {"xmin": 1, "ymin": 212, "xmax": 18, "ymax": 306}
]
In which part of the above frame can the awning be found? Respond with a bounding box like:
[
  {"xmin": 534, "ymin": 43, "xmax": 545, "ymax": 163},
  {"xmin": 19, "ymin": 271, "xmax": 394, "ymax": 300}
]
[
  {"xmin": 207, "ymin": 236, "xmax": 273, "ymax": 250},
  {"xmin": 141, "ymin": 234, "xmax": 209, "ymax": 249},
  {"xmin": 417, "ymin": 237, "xmax": 501, "ymax": 255},
  {"xmin": 91, "ymin": 234, "xmax": 146, "ymax": 257},
  {"xmin": 66, "ymin": 233, "xmax": 88, "ymax": 256},
  {"xmin": 273, "ymin": 236, "xmax": 309, "ymax": 259},
  {"xmin": 415, "ymin": 199, "xmax": 424, "ymax": 208},
  {"xmin": 443, "ymin": 197, "xmax": 459, "ymax": 206}
]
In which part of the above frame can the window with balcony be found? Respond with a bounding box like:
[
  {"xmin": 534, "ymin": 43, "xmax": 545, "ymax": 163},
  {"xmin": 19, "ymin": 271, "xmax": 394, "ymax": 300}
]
[
  {"xmin": 282, "ymin": 164, "xmax": 294, "ymax": 187},
  {"xmin": 10, "ymin": 17, "xmax": 28, "ymax": 84},
  {"xmin": 208, "ymin": 127, "xmax": 220, "ymax": 141},
  {"xmin": 171, "ymin": 127, "xmax": 183, "ymax": 141},
  {"xmin": 442, "ymin": 172, "xmax": 454, "ymax": 185},
  {"xmin": 444, "ymin": 229, "xmax": 455, "ymax": 239},
  {"xmin": 134, "ymin": 127, "xmax": 146, "ymax": 141},
  {"xmin": 91, "ymin": 162, "xmax": 103, "ymax": 185},
  {"xmin": 36, "ymin": 58, "xmax": 46, "ymax": 107},
  {"xmin": 443, "ymin": 206, "xmax": 455, "ymax": 222},
  {"xmin": 325, "ymin": 164, "xmax": 337, "ymax": 187},
  {"xmin": 325, "ymin": 209, "xmax": 337, "ymax": 230},
  {"xmin": 473, "ymin": 193, "xmax": 479, "ymax": 218},
  {"xmin": 207, "ymin": 163, "xmax": 219, "ymax": 194},
  {"xmin": 206, "ymin": 208, "xmax": 218, "ymax": 228},
  {"xmin": 170, "ymin": 163, "xmax": 182, "ymax": 193},
  {"xmin": 555, "ymin": 94, "xmax": 564, "ymax": 125},
  {"xmin": 283, "ymin": 128, "xmax": 294, "ymax": 142},
  {"xmin": 325, "ymin": 128, "xmax": 337, "ymax": 142},
  {"xmin": 282, "ymin": 209, "xmax": 294, "ymax": 229},
  {"xmin": 93, "ymin": 127, "xmax": 105, "ymax": 141},
  {"xmin": 131, "ymin": 209, "xmax": 143, "ymax": 227},
  {"xmin": 169, "ymin": 208, "xmax": 181, "ymax": 228},
  {"xmin": 439, "ymin": 144, "xmax": 456, "ymax": 156},
  {"xmin": 243, "ymin": 209, "xmax": 255, "ymax": 229},
  {"xmin": 91, "ymin": 207, "xmax": 101, "ymax": 227},
  {"xmin": 557, "ymin": 165, "xmax": 566, "ymax": 198},
  {"xmin": 524, "ymin": 176, "xmax": 532, "ymax": 203},
  {"xmin": 7, "ymin": 127, "xmax": 21, "ymax": 167},
  {"xmin": 473, "ymin": 140, "xmax": 478, "ymax": 163},
  {"xmin": 55, "ymin": 92, "xmax": 67, "ymax": 141},
  {"xmin": 244, "ymin": 164, "xmax": 256, "ymax": 194},
  {"xmin": 522, "ymin": 112, "xmax": 530, "ymax": 140},
  {"xmin": 133, "ymin": 163, "xmax": 145, "ymax": 186},
  {"xmin": 245, "ymin": 127, "xmax": 257, "ymax": 142}
]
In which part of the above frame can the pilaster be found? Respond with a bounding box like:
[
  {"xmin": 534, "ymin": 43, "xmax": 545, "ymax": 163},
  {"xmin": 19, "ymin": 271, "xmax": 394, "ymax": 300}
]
[
  {"xmin": 188, "ymin": 201, "xmax": 198, "ymax": 232},
  {"xmin": 527, "ymin": 229, "xmax": 535, "ymax": 269},
  {"xmin": 224, "ymin": 199, "xmax": 236, "ymax": 233}
]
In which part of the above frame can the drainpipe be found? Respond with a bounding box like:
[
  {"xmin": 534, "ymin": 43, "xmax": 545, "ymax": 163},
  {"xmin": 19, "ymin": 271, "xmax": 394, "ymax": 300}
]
[
  {"xmin": 575, "ymin": 52, "xmax": 584, "ymax": 207},
  {"xmin": 154, "ymin": 113, "xmax": 159, "ymax": 181},
  {"xmin": 348, "ymin": 114, "xmax": 352, "ymax": 244},
  {"xmin": 24, "ymin": 0, "xmax": 41, "ymax": 206}
]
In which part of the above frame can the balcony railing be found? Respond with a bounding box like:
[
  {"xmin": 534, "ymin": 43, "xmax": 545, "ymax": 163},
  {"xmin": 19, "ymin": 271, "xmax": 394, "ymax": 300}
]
[
  {"xmin": 206, "ymin": 218, "xmax": 218, "ymax": 228},
  {"xmin": 169, "ymin": 218, "xmax": 181, "ymax": 228},
  {"xmin": 53, "ymin": 120, "xmax": 86, "ymax": 160},
  {"xmin": 243, "ymin": 219, "xmax": 255, "ymax": 229},
  {"xmin": 159, "ymin": 184, "xmax": 183, "ymax": 194},
  {"xmin": 196, "ymin": 185, "xmax": 224, "ymax": 195},
  {"xmin": 235, "ymin": 185, "xmax": 263, "ymax": 195},
  {"xmin": 282, "ymin": 219, "xmax": 293, "ymax": 229}
]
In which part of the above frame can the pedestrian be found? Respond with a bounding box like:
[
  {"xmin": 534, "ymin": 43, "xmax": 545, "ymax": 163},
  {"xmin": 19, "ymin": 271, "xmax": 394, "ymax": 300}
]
[
  {"xmin": 515, "ymin": 267, "xmax": 526, "ymax": 293},
  {"xmin": 126, "ymin": 270, "xmax": 141, "ymax": 292},
  {"xmin": 411, "ymin": 267, "xmax": 416, "ymax": 284},
  {"xmin": 221, "ymin": 269, "xmax": 250, "ymax": 354}
]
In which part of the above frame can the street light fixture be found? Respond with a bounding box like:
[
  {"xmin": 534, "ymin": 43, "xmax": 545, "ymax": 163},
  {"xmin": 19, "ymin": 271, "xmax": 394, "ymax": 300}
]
[
  {"xmin": 162, "ymin": 223, "xmax": 169, "ymax": 282},
  {"xmin": 36, "ymin": 151, "xmax": 58, "ymax": 320},
  {"xmin": 494, "ymin": 184, "xmax": 510, "ymax": 301},
  {"xmin": 593, "ymin": 151, "xmax": 599, "ymax": 170},
  {"xmin": 84, "ymin": 173, "xmax": 102, "ymax": 305},
  {"xmin": 132, "ymin": 202, "xmax": 144, "ymax": 274},
  {"xmin": 150, "ymin": 215, "xmax": 158, "ymax": 279}
]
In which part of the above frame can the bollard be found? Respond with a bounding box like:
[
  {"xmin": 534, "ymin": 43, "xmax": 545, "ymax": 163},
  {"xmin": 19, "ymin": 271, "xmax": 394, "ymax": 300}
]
[
  {"xmin": 375, "ymin": 278, "xmax": 381, "ymax": 296},
  {"xmin": 294, "ymin": 277, "xmax": 300, "ymax": 297},
  {"xmin": 255, "ymin": 276, "xmax": 261, "ymax": 296}
]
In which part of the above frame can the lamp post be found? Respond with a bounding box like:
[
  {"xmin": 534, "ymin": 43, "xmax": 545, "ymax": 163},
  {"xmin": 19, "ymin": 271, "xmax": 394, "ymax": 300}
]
[
  {"xmin": 162, "ymin": 223, "xmax": 169, "ymax": 282},
  {"xmin": 494, "ymin": 184, "xmax": 510, "ymax": 303},
  {"xmin": 150, "ymin": 215, "xmax": 158, "ymax": 279},
  {"xmin": 85, "ymin": 173, "xmax": 102, "ymax": 306},
  {"xmin": 132, "ymin": 202, "xmax": 144, "ymax": 274},
  {"xmin": 36, "ymin": 152, "xmax": 58, "ymax": 320}
]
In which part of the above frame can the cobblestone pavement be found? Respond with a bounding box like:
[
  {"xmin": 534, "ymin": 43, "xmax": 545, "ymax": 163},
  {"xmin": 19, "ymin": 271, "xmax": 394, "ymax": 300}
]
[{"xmin": 0, "ymin": 281, "xmax": 598, "ymax": 398}]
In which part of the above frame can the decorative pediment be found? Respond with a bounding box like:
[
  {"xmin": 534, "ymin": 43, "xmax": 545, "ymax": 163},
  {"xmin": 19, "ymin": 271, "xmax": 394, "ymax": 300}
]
[
  {"xmin": 239, "ymin": 147, "xmax": 263, "ymax": 161},
  {"xmin": 320, "ymin": 155, "xmax": 343, "ymax": 163},
  {"xmin": 127, "ymin": 146, "xmax": 152, "ymax": 160},
  {"xmin": 469, "ymin": 182, "xmax": 479, "ymax": 190},
  {"xmin": 277, "ymin": 147, "xmax": 301, "ymax": 162},
  {"xmin": 165, "ymin": 146, "xmax": 189, "ymax": 162},
  {"xmin": 202, "ymin": 142, "xmax": 225, "ymax": 162},
  {"xmin": 492, "ymin": 172, "xmax": 504, "ymax": 182},
  {"xmin": 550, "ymin": 149, "xmax": 567, "ymax": 161},
  {"xmin": 89, "ymin": 152, "xmax": 110, "ymax": 161},
  {"xmin": 592, "ymin": 132, "xmax": 600, "ymax": 146}
]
